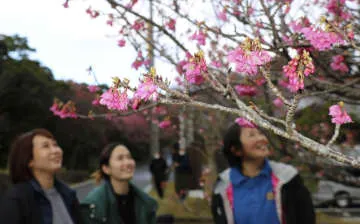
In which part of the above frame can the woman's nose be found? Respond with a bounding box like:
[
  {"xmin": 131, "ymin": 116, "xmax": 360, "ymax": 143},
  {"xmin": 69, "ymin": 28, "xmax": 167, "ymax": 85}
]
[
  {"xmin": 258, "ymin": 134, "xmax": 268, "ymax": 142},
  {"xmin": 52, "ymin": 146, "xmax": 62, "ymax": 153}
]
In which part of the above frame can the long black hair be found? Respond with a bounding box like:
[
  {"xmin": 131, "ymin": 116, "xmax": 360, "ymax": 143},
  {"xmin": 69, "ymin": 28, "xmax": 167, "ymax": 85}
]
[{"xmin": 92, "ymin": 142, "xmax": 131, "ymax": 184}]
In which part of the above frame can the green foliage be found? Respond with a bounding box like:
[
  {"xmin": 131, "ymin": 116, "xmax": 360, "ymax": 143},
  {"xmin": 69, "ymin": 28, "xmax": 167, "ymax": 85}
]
[
  {"xmin": 0, "ymin": 34, "xmax": 149, "ymax": 170},
  {"xmin": 0, "ymin": 34, "xmax": 35, "ymax": 59}
]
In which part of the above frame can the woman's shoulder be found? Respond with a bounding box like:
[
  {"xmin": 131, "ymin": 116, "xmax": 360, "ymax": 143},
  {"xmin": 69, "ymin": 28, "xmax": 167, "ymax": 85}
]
[
  {"xmin": 2, "ymin": 182, "xmax": 33, "ymax": 199},
  {"xmin": 269, "ymin": 160, "xmax": 299, "ymax": 184},
  {"xmin": 81, "ymin": 183, "xmax": 107, "ymax": 204}
]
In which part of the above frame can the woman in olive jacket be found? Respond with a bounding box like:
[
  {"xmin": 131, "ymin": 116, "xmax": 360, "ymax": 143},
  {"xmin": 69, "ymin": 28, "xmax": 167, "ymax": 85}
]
[{"xmin": 81, "ymin": 143, "xmax": 158, "ymax": 224}]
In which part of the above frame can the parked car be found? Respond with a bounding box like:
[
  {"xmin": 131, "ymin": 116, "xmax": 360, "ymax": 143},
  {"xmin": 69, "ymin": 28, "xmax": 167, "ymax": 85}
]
[{"xmin": 313, "ymin": 180, "xmax": 360, "ymax": 208}]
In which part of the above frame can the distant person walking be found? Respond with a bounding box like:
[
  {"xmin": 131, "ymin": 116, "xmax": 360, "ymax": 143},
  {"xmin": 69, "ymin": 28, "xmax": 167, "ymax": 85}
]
[
  {"xmin": 149, "ymin": 152, "xmax": 168, "ymax": 198},
  {"xmin": 173, "ymin": 148, "xmax": 192, "ymax": 201},
  {"xmin": 0, "ymin": 128, "xmax": 81, "ymax": 224}
]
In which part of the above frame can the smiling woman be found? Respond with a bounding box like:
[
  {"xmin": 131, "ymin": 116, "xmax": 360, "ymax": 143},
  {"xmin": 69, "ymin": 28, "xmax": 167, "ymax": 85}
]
[
  {"xmin": 211, "ymin": 119, "xmax": 315, "ymax": 224},
  {"xmin": 0, "ymin": 128, "xmax": 81, "ymax": 224},
  {"xmin": 80, "ymin": 142, "xmax": 158, "ymax": 224}
]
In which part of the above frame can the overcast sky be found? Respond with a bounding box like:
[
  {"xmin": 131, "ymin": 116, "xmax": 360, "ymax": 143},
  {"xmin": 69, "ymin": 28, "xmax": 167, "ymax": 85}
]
[{"xmin": 0, "ymin": 0, "xmax": 144, "ymax": 85}]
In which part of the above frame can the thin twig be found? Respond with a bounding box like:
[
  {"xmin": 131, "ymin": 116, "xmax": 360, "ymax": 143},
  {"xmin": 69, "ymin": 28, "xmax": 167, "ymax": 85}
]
[{"xmin": 327, "ymin": 124, "xmax": 341, "ymax": 147}]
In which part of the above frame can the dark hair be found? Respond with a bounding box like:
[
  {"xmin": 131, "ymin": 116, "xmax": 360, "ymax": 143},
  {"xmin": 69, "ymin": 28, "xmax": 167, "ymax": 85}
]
[
  {"xmin": 222, "ymin": 123, "xmax": 243, "ymax": 167},
  {"xmin": 223, "ymin": 123, "xmax": 271, "ymax": 167},
  {"xmin": 92, "ymin": 142, "xmax": 130, "ymax": 184},
  {"xmin": 9, "ymin": 128, "xmax": 55, "ymax": 184}
]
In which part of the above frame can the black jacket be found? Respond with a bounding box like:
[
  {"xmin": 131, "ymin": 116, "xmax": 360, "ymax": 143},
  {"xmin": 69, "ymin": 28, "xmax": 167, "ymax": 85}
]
[
  {"xmin": 211, "ymin": 161, "xmax": 315, "ymax": 224},
  {"xmin": 0, "ymin": 179, "xmax": 81, "ymax": 224}
]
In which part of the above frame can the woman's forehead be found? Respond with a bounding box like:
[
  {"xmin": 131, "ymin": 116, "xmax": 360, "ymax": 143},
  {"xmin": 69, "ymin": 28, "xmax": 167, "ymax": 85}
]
[
  {"xmin": 112, "ymin": 145, "xmax": 131, "ymax": 155},
  {"xmin": 33, "ymin": 135, "xmax": 55, "ymax": 143},
  {"xmin": 242, "ymin": 127, "xmax": 259, "ymax": 133}
]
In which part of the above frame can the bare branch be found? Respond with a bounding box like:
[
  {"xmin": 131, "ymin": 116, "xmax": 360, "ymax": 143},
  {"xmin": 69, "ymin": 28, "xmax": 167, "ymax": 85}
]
[{"xmin": 327, "ymin": 124, "xmax": 341, "ymax": 147}]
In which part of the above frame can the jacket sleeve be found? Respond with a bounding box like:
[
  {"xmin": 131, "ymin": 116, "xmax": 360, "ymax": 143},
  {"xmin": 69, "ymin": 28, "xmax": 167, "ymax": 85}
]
[
  {"xmin": 294, "ymin": 176, "xmax": 316, "ymax": 224},
  {"xmin": 0, "ymin": 193, "xmax": 22, "ymax": 224}
]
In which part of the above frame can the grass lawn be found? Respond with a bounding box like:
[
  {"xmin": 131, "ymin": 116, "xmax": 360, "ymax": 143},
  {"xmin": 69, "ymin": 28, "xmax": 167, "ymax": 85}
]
[
  {"xmin": 149, "ymin": 182, "xmax": 212, "ymax": 220},
  {"xmin": 150, "ymin": 182, "xmax": 359, "ymax": 224},
  {"xmin": 317, "ymin": 213, "xmax": 360, "ymax": 224}
]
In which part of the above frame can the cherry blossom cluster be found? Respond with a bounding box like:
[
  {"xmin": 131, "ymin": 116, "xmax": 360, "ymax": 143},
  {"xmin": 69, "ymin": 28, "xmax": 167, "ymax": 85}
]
[{"xmin": 282, "ymin": 50, "xmax": 315, "ymax": 92}]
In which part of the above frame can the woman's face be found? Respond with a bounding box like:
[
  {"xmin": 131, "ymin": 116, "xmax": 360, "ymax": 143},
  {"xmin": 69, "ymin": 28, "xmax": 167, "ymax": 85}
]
[
  {"xmin": 28, "ymin": 135, "xmax": 63, "ymax": 174},
  {"xmin": 103, "ymin": 145, "xmax": 136, "ymax": 182},
  {"xmin": 239, "ymin": 127, "xmax": 270, "ymax": 160}
]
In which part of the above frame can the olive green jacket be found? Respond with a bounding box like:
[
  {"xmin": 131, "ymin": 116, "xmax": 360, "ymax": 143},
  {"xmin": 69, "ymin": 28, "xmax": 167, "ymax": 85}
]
[{"xmin": 80, "ymin": 181, "xmax": 158, "ymax": 224}]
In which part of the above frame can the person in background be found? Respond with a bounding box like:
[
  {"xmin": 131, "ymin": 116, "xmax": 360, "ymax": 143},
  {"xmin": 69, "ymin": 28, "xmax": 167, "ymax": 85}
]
[
  {"xmin": 80, "ymin": 142, "xmax": 158, "ymax": 224},
  {"xmin": 173, "ymin": 148, "xmax": 192, "ymax": 201},
  {"xmin": 149, "ymin": 152, "xmax": 168, "ymax": 199},
  {"xmin": 211, "ymin": 119, "xmax": 315, "ymax": 224},
  {"xmin": 0, "ymin": 128, "xmax": 80, "ymax": 224}
]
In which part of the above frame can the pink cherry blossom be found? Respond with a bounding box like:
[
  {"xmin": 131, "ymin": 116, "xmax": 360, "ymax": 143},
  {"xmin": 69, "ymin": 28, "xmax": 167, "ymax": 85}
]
[
  {"xmin": 132, "ymin": 98, "xmax": 141, "ymax": 110},
  {"xmin": 88, "ymin": 85, "xmax": 100, "ymax": 93},
  {"xmin": 329, "ymin": 103, "xmax": 352, "ymax": 124},
  {"xmin": 189, "ymin": 30, "xmax": 206, "ymax": 46},
  {"xmin": 134, "ymin": 78, "xmax": 158, "ymax": 101},
  {"xmin": 159, "ymin": 120, "xmax": 172, "ymax": 129},
  {"xmin": 126, "ymin": 0, "xmax": 138, "ymax": 9},
  {"xmin": 143, "ymin": 59, "xmax": 151, "ymax": 67},
  {"xmin": 330, "ymin": 55, "xmax": 349, "ymax": 73},
  {"xmin": 118, "ymin": 39, "xmax": 126, "ymax": 47},
  {"xmin": 247, "ymin": 6, "xmax": 254, "ymax": 16},
  {"xmin": 254, "ymin": 77, "xmax": 266, "ymax": 86},
  {"xmin": 183, "ymin": 51, "xmax": 207, "ymax": 85},
  {"xmin": 278, "ymin": 79, "xmax": 290, "ymax": 89},
  {"xmin": 300, "ymin": 27, "xmax": 345, "ymax": 51},
  {"xmin": 228, "ymin": 48, "xmax": 272, "ymax": 76},
  {"xmin": 176, "ymin": 60, "xmax": 187, "ymax": 74},
  {"xmin": 86, "ymin": 7, "xmax": 91, "ymax": 14},
  {"xmin": 50, "ymin": 102, "xmax": 60, "ymax": 114},
  {"xmin": 86, "ymin": 7, "xmax": 100, "ymax": 18},
  {"xmin": 106, "ymin": 14, "xmax": 114, "ymax": 26},
  {"xmin": 235, "ymin": 84, "xmax": 257, "ymax": 96},
  {"xmin": 100, "ymin": 88, "xmax": 129, "ymax": 111},
  {"xmin": 282, "ymin": 50, "xmax": 315, "ymax": 92},
  {"xmin": 217, "ymin": 9, "xmax": 228, "ymax": 22},
  {"xmin": 282, "ymin": 35, "xmax": 293, "ymax": 45},
  {"xmin": 50, "ymin": 101, "xmax": 78, "ymax": 119},
  {"xmin": 175, "ymin": 76, "xmax": 183, "ymax": 86},
  {"xmin": 166, "ymin": 19, "xmax": 176, "ymax": 31},
  {"xmin": 233, "ymin": 6, "xmax": 241, "ymax": 16},
  {"xmin": 132, "ymin": 20, "xmax": 145, "ymax": 31},
  {"xmin": 326, "ymin": 0, "xmax": 351, "ymax": 20},
  {"xmin": 63, "ymin": 1, "xmax": 69, "ymax": 8},
  {"xmin": 132, "ymin": 60, "xmax": 143, "ymax": 70},
  {"xmin": 273, "ymin": 97, "xmax": 284, "ymax": 107},
  {"xmin": 92, "ymin": 98, "xmax": 100, "ymax": 106},
  {"xmin": 235, "ymin": 117, "xmax": 257, "ymax": 128}
]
